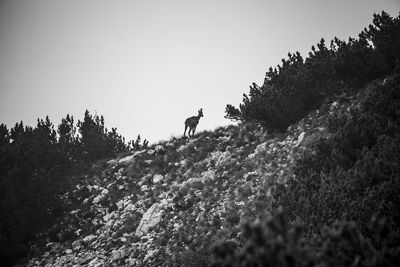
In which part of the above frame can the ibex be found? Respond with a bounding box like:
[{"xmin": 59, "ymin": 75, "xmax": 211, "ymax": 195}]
[{"xmin": 184, "ymin": 108, "xmax": 203, "ymax": 138}]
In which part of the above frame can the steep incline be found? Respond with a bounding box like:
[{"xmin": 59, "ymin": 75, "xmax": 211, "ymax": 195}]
[{"xmin": 26, "ymin": 95, "xmax": 357, "ymax": 266}]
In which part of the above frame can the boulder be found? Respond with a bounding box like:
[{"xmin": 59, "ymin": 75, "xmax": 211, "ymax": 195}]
[
  {"xmin": 295, "ymin": 132, "xmax": 306, "ymax": 147},
  {"xmin": 118, "ymin": 154, "xmax": 135, "ymax": 163},
  {"xmin": 112, "ymin": 246, "xmax": 128, "ymax": 261},
  {"xmin": 92, "ymin": 195, "xmax": 102, "ymax": 204},
  {"xmin": 153, "ymin": 174, "xmax": 164, "ymax": 183},
  {"xmin": 135, "ymin": 203, "xmax": 164, "ymax": 237},
  {"xmin": 100, "ymin": 188, "xmax": 109, "ymax": 195},
  {"xmin": 82, "ymin": 235, "xmax": 97, "ymax": 245},
  {"xmin": 72, "ymin": 240, "xmax": 82, "ymax": 251}
]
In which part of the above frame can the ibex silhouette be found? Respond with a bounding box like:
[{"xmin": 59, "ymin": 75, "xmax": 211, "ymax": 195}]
[{"xmin": 184, "ymin": 108, "xmax": 203, "ymax": 138}]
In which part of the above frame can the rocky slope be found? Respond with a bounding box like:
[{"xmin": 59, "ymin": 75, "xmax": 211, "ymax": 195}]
[{"xmin": 24, "ymin": 93, "xmax": 359, "ymax": 267}]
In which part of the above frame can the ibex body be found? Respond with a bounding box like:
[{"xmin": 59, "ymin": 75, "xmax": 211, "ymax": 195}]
[{"xmin": 184, "ymin": 108, "xmax": 203, "ymax": 138}]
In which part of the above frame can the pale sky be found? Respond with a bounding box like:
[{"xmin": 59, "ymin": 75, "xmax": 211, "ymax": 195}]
[{"xmin": 0, "ymin": 0, "xmax": 399, "ymax": 143}]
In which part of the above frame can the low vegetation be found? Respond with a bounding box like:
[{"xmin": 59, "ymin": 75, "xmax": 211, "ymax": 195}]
[
  {"xmin": 215, "ymin": 72, "xmax": 400, "ymax": 266},
  {"xmin": 217, "ymin": 10, "xmax": 400, "ymax": 266},
  {"xmin": 0, "ymin": 110, "xmax": 147, "ymax": 264},
  {"xmin": 225, "ymin": 11, "xmax": 400, "ymax": 132}
]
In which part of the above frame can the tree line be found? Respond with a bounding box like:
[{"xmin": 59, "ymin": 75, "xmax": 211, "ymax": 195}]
[
  {"xmin": 0, "ymin": 110, "xmax": 147, "ymax": 263},
  {"xmin": 225, "ymin": 11, "xmax": 400, "ymax": 132}
]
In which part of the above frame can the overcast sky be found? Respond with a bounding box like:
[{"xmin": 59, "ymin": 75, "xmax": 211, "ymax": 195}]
[{"xmin": 0, "ymin": 0, "xmax": 399, "ymax": 143}]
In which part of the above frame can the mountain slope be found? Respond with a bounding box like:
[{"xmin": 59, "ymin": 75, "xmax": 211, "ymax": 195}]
[{"xmin": 25, "ymin": 92, "xmax": 364, "ymax": 267}]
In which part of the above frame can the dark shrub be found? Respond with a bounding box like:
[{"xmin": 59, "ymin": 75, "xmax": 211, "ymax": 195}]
[{"xmin": 226, "ymin": 12, "xmax": 400, "ymax": 132}]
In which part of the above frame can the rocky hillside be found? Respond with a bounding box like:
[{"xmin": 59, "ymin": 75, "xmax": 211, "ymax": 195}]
[{"xmin": 24, "ymin": 92, "xmax": 363, "ymax": 266}]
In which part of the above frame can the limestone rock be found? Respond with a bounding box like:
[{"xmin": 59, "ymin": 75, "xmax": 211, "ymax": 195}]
[
  {"xmin": 153, "ymin": 174, "xmax": 164, "ymax": 183},
  {"xmin": 295, "ymin": 132, "xmax": 306, "ymax": 147},
  {"xmin": 82, "ymin": 235, "xmax": 97, "ymax": 245},
  {"xmin": 118, "ymin": 154, "xmax": 135, "ymax": 163},
  {"xmin": 112, "ymin": 246, "xmax": 128, "ymax": 261},
  {"xmin": 135, "ymin": 203, "xmax": 164, "ymax": 237}
]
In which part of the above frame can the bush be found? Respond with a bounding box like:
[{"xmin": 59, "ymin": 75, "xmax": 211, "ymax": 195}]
[
  {"xmin": 0, "ymin": 118, "xmax": 71, "ymax": 264},
  {"xmin": 213, "ymin": 212, "xmax": 400, "ymax": 267},
  {"xmin": 77, "ymin": 110, "xmax": 129, "ymax": 162},
  {"xmin": 0, "ymin": 111, "xmax": 140, "ymax": 264},
  {"xmin": 212, "ymin": 210, "xmax": 314, "ymax": 267},
  {"xmin": 216, "ymin": 61, "xmax": 400, "ymax": 267},
  {"xmin": 361, "ymin": 11, "xmax": 400, "ymax": 70},
  {"xmin": 268, "ymin": 72, "xmax": 400, "ymax": 265},
  {"xmin": 332, "ymin": 37, "xmax": 389, "ymax": 87},
  {"xmin": 226, "ymin": 11, "xmax": 400, "ymax": 132}
]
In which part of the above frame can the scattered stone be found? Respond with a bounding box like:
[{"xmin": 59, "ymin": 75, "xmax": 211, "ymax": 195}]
[
  {"xmin": 72, "ymin": 240, "xmax": 82, "ymax": 251},
  {"xmin": 295, "ymin": 132, "xmax": 306, "ymax": 147},
  {"xmin": 88, "ymin": 257, "xmax": 101, "ymax": 267},
  {"xmin": 112, "ymin": 247, "xmax": 128, "ymax": 261},
  {"xmin": 140, "ymin": 185, "xmax": 149, "ymax": 192},
  {"xmin": 92, "ymin": 195, "xmax": 102, "ymax": 204},
  {"xmin": 143, "ymin": 249, "xmax": 158, "ymax": 262},
  {"xmin": 177, "ymin": 145, "xmax": 186, "ymax": 153},
  {"xmin": 248, "ymin": 142, "xmax": 268, "ymax": 159},
  {"xmin": 101, "ymin": 188, "xmax": 109, "ymax": 195},
  {"xmin": 107, "ymin": 159, "xmax": 117, "ymax": 165},
  {"xmin": 133, "ymin": 149, "xmax": 147, "ymax": 157},
  {"xmin": 82, "ymin": 235, "xmax": 97, "ymax": 245},
  {"xmin": 135, "ymin": 203, "xmax": 164, "ymax": 237},
  {"xmin": 118, "ymin": 154, "xmax": 135, "ymax": 163},
  {"xmin": 125, "ymin": 203, "xmax": 135, "ymax": 211},
  {"xmin": 153, "ymin": 174, "xmax": 164, "ymax": 183}
]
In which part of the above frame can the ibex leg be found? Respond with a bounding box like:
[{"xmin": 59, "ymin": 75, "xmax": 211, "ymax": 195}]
[{"xmin": 191, "ymin": 127, "xmax": 196, "ymax": 138}]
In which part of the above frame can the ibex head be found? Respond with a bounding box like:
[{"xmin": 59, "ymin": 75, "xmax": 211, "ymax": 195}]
[{"xmin": 198, "ymin": 108, "xmax": 203, "ymax": 118}]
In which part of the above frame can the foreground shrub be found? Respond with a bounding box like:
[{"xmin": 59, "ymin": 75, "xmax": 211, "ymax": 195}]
[
  {"xmin": 318, "ymin": 219, "xmax": 400, "ymax": 267},
  {"xmin": 213, "ymin": 210, "xmax": 314, "ymax": 267},
  {"xmin": 266, "ymin": 72, "xmax": 400, "ymax": 265},
  {"xmin": 275, "ymin": 72, "xmax": 400, "ymax": 229},
  {"xmin": 213, "ymin": 212, "xmax": 400, "ymax": 267}
]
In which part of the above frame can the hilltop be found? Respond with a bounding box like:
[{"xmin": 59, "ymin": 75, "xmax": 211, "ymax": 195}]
[{"xmin": 23, "ymin": 84, "xmax": 369, "ymax": 266}]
